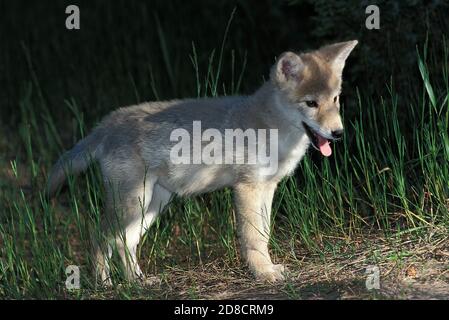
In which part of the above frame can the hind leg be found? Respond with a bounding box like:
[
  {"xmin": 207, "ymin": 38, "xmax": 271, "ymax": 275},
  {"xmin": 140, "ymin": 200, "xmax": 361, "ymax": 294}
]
[
  {"xmin": 116, "ymin": 182, "xmax": 172, "ymax": 282},
  {"xmin": 91, "ymin": 180, "xmax": 116, "ymax": 286},
  {"xmin": 92, "ymin": 155, "xmax": 155, "ymax": 283},
  {"xmin": 112, "ymin": 174, "xmax": 156, "ymax": 282}
]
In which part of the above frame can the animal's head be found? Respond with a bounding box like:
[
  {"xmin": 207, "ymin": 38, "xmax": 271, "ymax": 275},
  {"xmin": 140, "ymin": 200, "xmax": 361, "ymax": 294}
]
[{"xmin": 270, "ymin": 40, "xmax": 358, "ymax": 157}]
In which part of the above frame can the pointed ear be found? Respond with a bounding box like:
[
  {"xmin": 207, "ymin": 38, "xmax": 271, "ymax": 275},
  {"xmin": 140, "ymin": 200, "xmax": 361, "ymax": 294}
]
[
  {"xmin": 271, "ymin": 51, "xmax": 304, "ymax": 87},
  {"xmin": 318, "ymin": 40, "xmax": 358, "ymax": 75}
]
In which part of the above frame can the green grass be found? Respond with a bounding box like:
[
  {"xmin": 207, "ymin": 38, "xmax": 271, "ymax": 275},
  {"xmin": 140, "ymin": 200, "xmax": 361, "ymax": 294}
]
[{"xmin": 0, "ymin": 4, "xmax": 448, "ymax": 299}]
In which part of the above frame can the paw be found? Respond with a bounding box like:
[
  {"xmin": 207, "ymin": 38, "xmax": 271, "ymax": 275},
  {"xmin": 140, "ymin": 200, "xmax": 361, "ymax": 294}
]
[
  {"xmin": 254, "ymin": 264, "xmax": 287, "ymax": 283},
  {"xmin": 273, "ymin": 264, "xmax": 286, "ymax": 274},
  {"xmin": 140, "ymin": 275, "xmax": 161, "ymax": 286},
  {"xmin": 123, "ymin": 273, "xmax": 161, "ymax": 286},
  {"xmin": 96, "ymin": 276, "xmax": 113, "ymax": 287},
  {"xmin": 95, "ymin": 270, "xmax": 113, "ymax": 287}
]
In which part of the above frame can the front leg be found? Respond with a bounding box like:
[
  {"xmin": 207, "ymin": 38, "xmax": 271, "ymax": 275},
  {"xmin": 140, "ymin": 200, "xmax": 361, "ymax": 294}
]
[{"xmin": 234, "ymin": 182, "xmax": 285, "ymax": 282}]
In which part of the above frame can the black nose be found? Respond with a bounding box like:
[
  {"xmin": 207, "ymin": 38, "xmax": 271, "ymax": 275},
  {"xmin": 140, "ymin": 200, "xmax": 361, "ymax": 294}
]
[{"xmin": 331, "ymin": 129, "xmax": 344, "ymax": 139}]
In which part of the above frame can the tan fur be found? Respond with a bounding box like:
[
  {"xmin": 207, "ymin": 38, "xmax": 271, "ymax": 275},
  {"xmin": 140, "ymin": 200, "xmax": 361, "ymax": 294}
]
[{"xmin": 234, "ymin": 182, "xmax": 284, "ymax": 281}]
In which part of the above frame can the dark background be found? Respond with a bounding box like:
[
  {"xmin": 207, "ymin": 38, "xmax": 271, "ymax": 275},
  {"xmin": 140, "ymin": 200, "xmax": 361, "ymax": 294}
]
[{"xmin": 1, "ymin": 0, "xmax": 447, "ymax": 132}]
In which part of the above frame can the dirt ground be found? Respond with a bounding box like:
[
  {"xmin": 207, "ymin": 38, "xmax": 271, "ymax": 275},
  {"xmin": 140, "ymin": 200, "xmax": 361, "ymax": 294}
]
[{"xmin": 102, "ymin": 233, "xmax": 449, "ymax": 300}]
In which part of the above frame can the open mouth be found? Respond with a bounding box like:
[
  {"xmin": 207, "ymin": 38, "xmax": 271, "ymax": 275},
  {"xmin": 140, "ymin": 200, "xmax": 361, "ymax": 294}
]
[{"xmin": 302, "ymin": 122, "xmax": 333, "ymax": 157}]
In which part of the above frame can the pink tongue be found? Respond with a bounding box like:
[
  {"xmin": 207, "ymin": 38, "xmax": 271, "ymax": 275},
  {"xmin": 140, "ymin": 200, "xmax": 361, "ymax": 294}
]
[{"xmin": 317, "ymin": 135, "xmax": 332, "ymax": 157}]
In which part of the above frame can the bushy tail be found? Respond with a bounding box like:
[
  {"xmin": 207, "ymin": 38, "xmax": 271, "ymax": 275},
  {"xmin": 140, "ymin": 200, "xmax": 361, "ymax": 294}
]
[{"xmin": 46, "ymin": 133, "xmax": 103, "ymax": 196}]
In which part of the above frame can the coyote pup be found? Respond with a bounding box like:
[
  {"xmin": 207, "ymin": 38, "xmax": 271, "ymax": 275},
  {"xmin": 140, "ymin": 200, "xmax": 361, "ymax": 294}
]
[{"xmin": 48, "ymin": 40, "xmax": 358, "ymax": 284}]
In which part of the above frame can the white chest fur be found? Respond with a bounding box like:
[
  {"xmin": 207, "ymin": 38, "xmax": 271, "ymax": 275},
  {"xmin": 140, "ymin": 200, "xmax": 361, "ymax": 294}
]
[
  {"xmin": 256, "ymin": 131, "xmax": 310, "ymax": 182},
  {"xmin": 276, "ymin": 133, "xmax": 310, "ymax": 178}
]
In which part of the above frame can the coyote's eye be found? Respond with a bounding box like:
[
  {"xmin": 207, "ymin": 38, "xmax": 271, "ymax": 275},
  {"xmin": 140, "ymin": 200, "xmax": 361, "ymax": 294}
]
[
  {"xmin": 305, "ymin": 100, "xmax": 318, "ymax": 108},
  {"xmin": 334, "ymin": 95, "xmax": 339, "ymax": 103}
]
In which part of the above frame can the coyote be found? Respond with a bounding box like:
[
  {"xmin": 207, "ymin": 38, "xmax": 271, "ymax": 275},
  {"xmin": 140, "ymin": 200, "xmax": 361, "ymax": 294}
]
[{"xmin": 48, "ymin": 40, "xmax": 358, "ymax": 284}]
